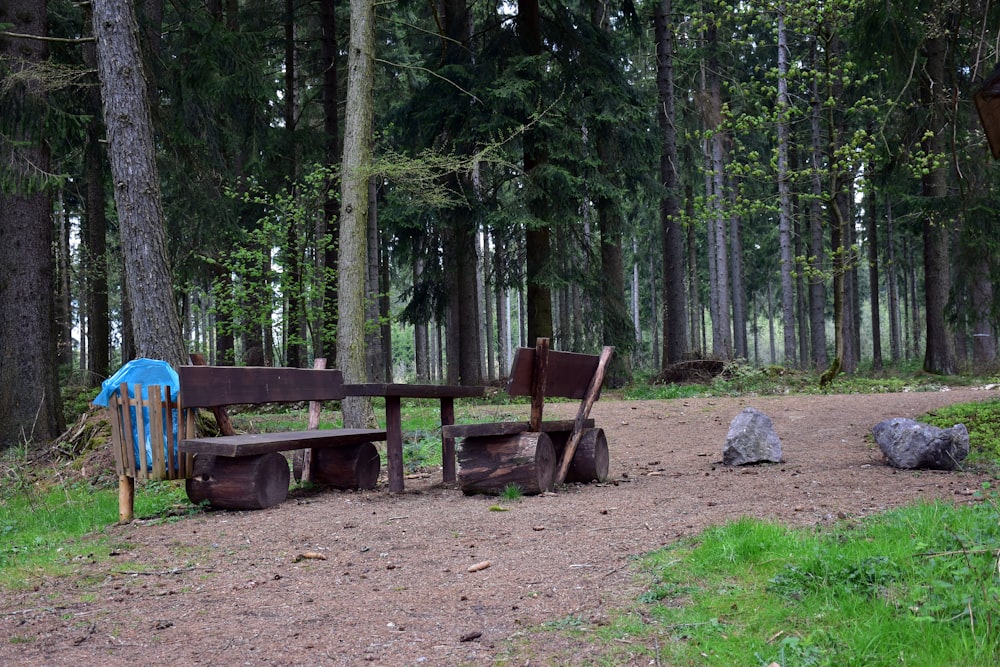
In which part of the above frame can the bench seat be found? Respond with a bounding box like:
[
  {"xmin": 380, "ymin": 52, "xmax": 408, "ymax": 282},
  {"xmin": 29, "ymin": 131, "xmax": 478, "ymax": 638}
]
[
  {"xmin": 443, "ymin": 419, "xmax": 594, "ymax": 440},
  {"xmin": 180, "ymin": 428, "xmax": 387, "ymax": 457}
]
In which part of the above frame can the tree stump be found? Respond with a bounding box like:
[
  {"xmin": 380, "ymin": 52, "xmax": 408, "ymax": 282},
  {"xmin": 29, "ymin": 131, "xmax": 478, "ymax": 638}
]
[
  {"xmin": 186, "ymin": 452, "xmax": 290, "ymax": 510},
  {"xmin": 310, "ymin": 442, "xmax": 381, "ymax": 489},
  {"xmin": 458, "ymin": 431, "xmax": 555, "ymax": 495},
  {"xmin": 548, "ymin": 428, "xmax": 609, "ymax": 483}
]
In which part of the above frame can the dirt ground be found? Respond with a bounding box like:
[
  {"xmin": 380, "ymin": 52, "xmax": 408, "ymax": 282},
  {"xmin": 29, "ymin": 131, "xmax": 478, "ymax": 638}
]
[{"xmin": 2, "ymin": 387, "xmax": 997, "ymax": 666}]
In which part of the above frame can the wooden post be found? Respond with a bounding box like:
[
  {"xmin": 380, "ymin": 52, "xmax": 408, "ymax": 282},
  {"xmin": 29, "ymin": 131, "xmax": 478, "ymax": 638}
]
[
  {"xmin": 118, "ymin": 475, "xmax": 134, "ymax": 523},
  {"xmin": 300, "ymin": 357, "xmax": 328, "ymax": 483},
  {"xmin": 529, "ymin": 338, "xmax": 549, "ymax": 431},
  {"xmin": 440, "ymin": 397, "xmax": 457, "ymax": 482},
  {"xmin": 554, "ymin": 346, "xmax": 613, "ymax": 485},
  {"xmin": 189, "ymin": 353, "xmax": 236, "ymax": 436},
  {"xmin": 386, "ymin": 395, "xmax": 404, "ymax": 493}
]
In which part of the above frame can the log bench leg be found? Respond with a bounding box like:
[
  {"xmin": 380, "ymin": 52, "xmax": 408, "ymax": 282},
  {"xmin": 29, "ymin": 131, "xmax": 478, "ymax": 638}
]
[
  {"xmin": 547, "ymin": 428, "xmax": 609, "ymax": 483},
  {"xmin": 186, "ymin": 452, "xmax": 290, "ymax": 510},
  {"xmin": 310, "ymin": 441, "xmax": 381, "ymax": 490},
  {"xmin": 457, "ymin": 432, "xmax": 555, "ymax": 495}
]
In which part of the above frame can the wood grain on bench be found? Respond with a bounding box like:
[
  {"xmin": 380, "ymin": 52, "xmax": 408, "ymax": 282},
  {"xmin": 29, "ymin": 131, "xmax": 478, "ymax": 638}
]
[{"xmin": 177, "ymin": 364, "xmax": 386, "ymax": 509}]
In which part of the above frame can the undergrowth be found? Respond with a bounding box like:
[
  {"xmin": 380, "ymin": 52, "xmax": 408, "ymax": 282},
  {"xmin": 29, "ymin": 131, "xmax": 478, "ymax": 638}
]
[{"xmin": 923, "ymin": 398, "xmax": 1000, "ymax": 464}]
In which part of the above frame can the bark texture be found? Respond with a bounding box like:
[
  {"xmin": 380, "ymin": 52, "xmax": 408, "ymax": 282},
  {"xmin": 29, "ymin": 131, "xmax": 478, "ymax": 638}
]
[
  {"xmin": 338, "ymin": 0, "xmax": 378, "ymax": 427},
  {"xmin": 0, "ymin": 0, "xmax": 65, "ymax": 449},
  {"xmin": 92, "ymin": 0, "xmax": 186, "ymax": 367}
]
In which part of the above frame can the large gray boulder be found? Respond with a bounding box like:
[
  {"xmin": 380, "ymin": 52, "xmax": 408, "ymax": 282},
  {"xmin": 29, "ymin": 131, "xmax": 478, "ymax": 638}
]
[
  {"xmin": 723, "ymin": 407, "xmax": 783, "ymax": 466},
  {"xmin": 872, "ymin": 418, "xmax": 969, "ymax": 470}
]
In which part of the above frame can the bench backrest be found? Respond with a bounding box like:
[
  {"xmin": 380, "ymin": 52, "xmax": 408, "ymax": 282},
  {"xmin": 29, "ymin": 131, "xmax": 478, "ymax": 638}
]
[
  {"xmin": 506, "ymin": 347, "xmax": 604, "ymax": 400},
  {"xmin": 178, "ymin": 366, "xmax": 347, "ymax": 408}
]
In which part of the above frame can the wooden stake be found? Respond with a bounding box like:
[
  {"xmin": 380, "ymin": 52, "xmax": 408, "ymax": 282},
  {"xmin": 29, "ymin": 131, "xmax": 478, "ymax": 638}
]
[
  {"xmin": 554, "ymin": 346, "xmax": 613, "ymax": 485},
  {"xmin": 529, "ymin": 338, "xmax": 549, "ymax": 431},
  {"xmin": 118, "ymin": 474, "xmax": 134, "ymax": 523}
]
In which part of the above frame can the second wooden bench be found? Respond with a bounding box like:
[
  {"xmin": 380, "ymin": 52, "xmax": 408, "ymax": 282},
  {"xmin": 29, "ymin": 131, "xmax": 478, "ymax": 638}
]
[{"xmin": 443, "ymin": 339, "xmax": 613, "ymax": 495}]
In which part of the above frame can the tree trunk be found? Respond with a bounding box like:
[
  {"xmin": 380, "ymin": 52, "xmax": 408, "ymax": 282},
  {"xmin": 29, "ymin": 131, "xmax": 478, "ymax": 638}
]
[
  {"xmin": 366, "ymin": 176, "xmax": 384, "ymax": 381},
  {"xmin": 92, "ymin": 0, "xmax": 186, "ymax": 368},
  {"xmin": 55, "ymin": 195, "xmax": 74, "ymax": 368},
  {"xmin": 970, "ymin": 254, "xmax": 996, "ymax": 370},
  {"xmin": 319, "ymin": 0, "xmax": 340, "ymax": 364},
  {"xmin": 777, "ymin": 5, "xmax": 797, "ymax": 367},
  {"xmin": 186, "ymin": 453, "xmax": 290, "ymax": 510},
  {"xmin": 520, "ymin": 0, "xmax": 553, "ymax": 344},
  {"xmin": 83, "ymin": 13, "xmax": 111, "ymax": 383},
  {"xmin": 808, "ymin": 39, "xmax": 827, "ymax": 371},
  {"xmin": 686, "ymin": 186, "xmax": 702, "ymax": 353},
  {"xmin": 868, "ymin": 190, "xmax": 883, "ymax": 371},
  {"xmin": 920, "ymin": 33, "xmax": 956, "ymax": 375},
  {"xmin": 656, "ymin": 0, "xmax": 688, "ymax": 366},
  {"xmin": 886, "ymin": 197, "xmax": 901, "ymax": 363},
  {"xmin": 703, "ymin": 19, "xmax": 731, "ymax": 359},
  {"xmin": 338, "ymin": 0, "xmax": 378, "ymax": 428},
  {"xmin": 728, "ymin": 190, "xmax": 747, "ymax": 360},
  {"xmin": 414, "ymin": 255, "xmax": 430, "ymax": 381},
  {"xmin": 0, "ymin": 0, "xmax": 65, "ymax": 450}
]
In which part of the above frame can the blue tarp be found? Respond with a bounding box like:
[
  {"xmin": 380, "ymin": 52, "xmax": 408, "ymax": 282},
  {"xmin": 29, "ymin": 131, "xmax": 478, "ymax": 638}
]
[{"xmin": 93, "ymin": 359, "xmax": 181, "ymax": 471}]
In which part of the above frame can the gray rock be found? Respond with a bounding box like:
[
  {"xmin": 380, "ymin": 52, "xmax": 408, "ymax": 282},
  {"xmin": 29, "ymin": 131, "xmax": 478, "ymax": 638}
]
[
  {"xmin": 872, "ymin": 418, "xmax": 969, "ymax": 470},
  {"xmin": 723, "ymin": 407, "xmax": 783, "ymax": 466}
]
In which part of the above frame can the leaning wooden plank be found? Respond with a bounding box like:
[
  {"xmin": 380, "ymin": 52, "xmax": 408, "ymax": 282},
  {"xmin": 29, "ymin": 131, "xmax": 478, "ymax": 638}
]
[
  {"xmin": 180, "ymin": 428, "xmax": 387, "ymax": 457},
  {"xmin": 554, "ymin": 346, "xmax": 614, "ymax": 485},
  {"xmin": 443, "ymin": 419, "xmax": 595, "ymax": 440}
]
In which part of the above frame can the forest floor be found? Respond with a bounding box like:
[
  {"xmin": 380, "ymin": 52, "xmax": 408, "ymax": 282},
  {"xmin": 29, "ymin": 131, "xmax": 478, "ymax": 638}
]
[{"xmin": 1, "ymin": 387, "xmax": 997, "ymax": 666}]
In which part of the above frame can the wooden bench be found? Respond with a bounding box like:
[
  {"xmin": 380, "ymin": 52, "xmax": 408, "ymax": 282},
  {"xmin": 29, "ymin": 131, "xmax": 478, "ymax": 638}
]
[
  {"xmin": 442, "ymin": 338, "xmax": 613, "ymax": 494},
  {"xmin": 178, "ymin": 365, "xmax": 387, "ymax": 510}
]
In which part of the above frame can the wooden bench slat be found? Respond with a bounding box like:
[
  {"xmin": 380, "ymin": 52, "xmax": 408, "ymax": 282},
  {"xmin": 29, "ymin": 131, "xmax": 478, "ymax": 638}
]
[
  {"xmin": 443, "ymin": 419, "xmax": 594, "ymax": 440},
  {"xmin": 178, "ymin": 366, "xmax": 347, "ymax": 407},
  {"xmin": 180, "ymin": 428, "xmax": 387, "ymax": 457},
  {"xmin": 507, "ymin": 348, "xmax": 604, "ymax": 400}
]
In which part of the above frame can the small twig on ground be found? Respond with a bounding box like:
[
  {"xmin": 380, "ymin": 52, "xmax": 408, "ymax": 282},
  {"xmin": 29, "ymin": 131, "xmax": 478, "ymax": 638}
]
[{"xmin": 113, "ymin": 566, "xmax": 213, "ymax": 576}]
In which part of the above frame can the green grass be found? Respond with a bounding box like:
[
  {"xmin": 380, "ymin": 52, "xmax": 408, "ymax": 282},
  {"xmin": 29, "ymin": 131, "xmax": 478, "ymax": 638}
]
[
  {"xmin": 0, "ymin": 470, "xmax": 191, "ymax": 589},
  {"xmin": 547, "ymin": 495, "xmax": 1000, "ymax": 666},
  {"xmin": 923, "ymin": 397, "xmax": 1000, "ymax": 464}
]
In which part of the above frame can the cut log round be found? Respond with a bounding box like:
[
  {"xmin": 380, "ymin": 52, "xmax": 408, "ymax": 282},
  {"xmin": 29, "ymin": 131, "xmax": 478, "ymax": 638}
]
[
  {"xmin": 548, "ymin": 428, "xmax": 609, "ymax": 483},
  {"xmin": 458, "ymin": 431, "xmax": 555, "ymax": 495},
  {"xmin": 310, "ymin": 442, "xmax": 381, "ymax": 490},
  {"xmin": 185, "ymin": 452, "xmax": 290, "ymax": 510}
]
